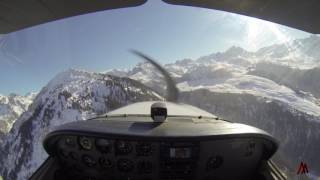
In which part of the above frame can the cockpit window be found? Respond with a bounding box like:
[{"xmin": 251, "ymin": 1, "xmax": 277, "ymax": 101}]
[{"xmin": 0, "ymin": 1, "xmax": 318, "ymax": 179}]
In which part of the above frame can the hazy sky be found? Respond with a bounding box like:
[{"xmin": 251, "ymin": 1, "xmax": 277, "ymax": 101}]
[{"xmin": 0, "ymin": 1, "xmax": 311, "ymax": 95}]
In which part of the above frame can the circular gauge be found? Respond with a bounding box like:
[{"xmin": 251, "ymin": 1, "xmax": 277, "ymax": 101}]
[
  {"xmin": 64, "ymin": 136, "xmax": 76, "ymax": 147},
  {"xmin": 136, "ymin": 143, "xmax": 152, "ymax": 156},
  {"xmin": 117, "ymin": 159, "xmax": 134, "ymax": 172},
  {"xmin": 115, "ymin": 141, "xmax": 132, "ymax": 155},
  {"xmin": 96, "ymin": 139, "xmax": 111, "ymax": 153},
  {"xmin": 79, "ymin": 136, "xmax": 93, "ymax": 150},
  {"xmin": 99, "ymin": 157, "xmax": 113, "ymax": 169}
]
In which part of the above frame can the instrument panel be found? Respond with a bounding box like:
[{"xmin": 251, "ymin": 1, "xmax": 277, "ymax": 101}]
[
  {"xmin": 51, "ymin": 134, "xmax": 266, "ymax": 180},
  {"xmin": 36, "ymin": 117, "xmax": 278, "ymax": 180}
]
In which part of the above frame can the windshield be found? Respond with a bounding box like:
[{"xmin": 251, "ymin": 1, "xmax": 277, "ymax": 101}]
[{"xmin": 0, "ymin": 1, "xmax": 319, "ymax": 180}]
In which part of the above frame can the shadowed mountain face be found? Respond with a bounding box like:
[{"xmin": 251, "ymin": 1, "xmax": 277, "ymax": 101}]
[{"xmin": 0, "ymin": 69, "xmax": 161, "ymax": 180}]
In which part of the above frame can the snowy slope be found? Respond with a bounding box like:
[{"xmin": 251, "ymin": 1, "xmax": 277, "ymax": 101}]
[
  {"xmin": 0, "ymin": 69, "xmax": 161, "ymax": 180},
  {"xmin": 177, "ymin": 74, "xmax": 320, "ymax": 118}
]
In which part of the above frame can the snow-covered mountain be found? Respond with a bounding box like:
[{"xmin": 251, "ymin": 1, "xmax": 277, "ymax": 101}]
[
  {"xmin": 0, "ymin": 69, "xmax": 161, "ymax": 180},
  {"xmin": 106, "ymin": 35, "xmax": 320, "ymax": 175},
  {"xmin": 0, "ymin": 93, "xmax": 36, "ymax": 136},
  {"xmin": 106, "ymin": 36, "xmax": 320, "ymax": 117},
  {"xmin": 1, "ymin": 35, "xmax": 320, "ymax": 179}
]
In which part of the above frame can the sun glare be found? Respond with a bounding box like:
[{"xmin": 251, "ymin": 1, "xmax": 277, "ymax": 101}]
[{"xmin": 238, "ymin": 15, "xmax": 293, "ymax": 51}]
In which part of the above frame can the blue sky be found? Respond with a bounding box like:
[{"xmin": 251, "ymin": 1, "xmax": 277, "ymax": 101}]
[{"xmin": 0, "ymin": 1, "xmax": 311, "ymax": 95}]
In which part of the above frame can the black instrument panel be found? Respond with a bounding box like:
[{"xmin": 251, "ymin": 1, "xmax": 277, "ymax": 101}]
[
  {"xmin": 51, "ymin": 134, "xmax": 266, "ymax": 180},
  {"xmin": 39, "ymin": 119, "xmax": 278, "ymax": 180},
  {"xmin": 56, "ymin": 136, "xmax": 159, "ymax": 179}
]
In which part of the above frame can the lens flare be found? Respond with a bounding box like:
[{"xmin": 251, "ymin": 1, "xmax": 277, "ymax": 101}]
[{"xmin": 238, "ymin": 15, "xmax": 293, "ymax": 51}]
